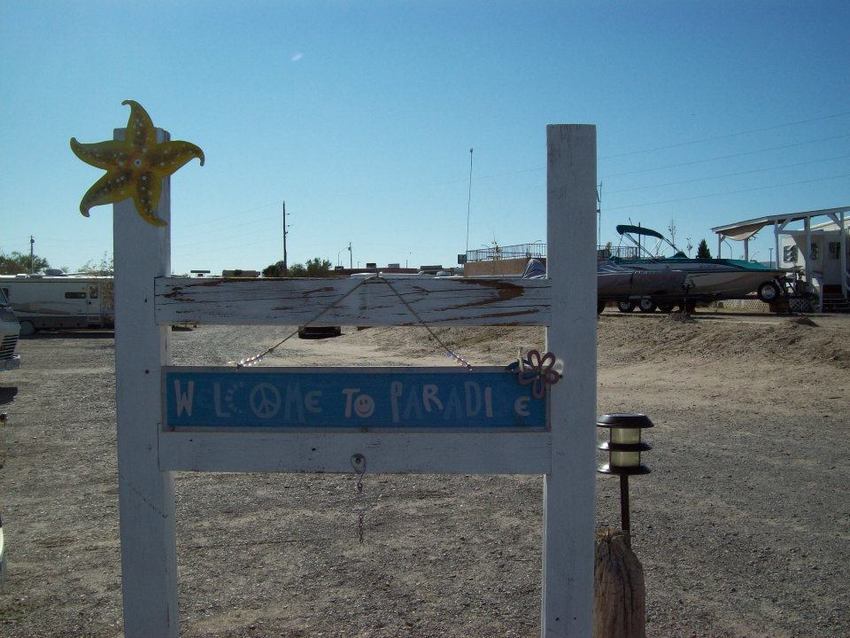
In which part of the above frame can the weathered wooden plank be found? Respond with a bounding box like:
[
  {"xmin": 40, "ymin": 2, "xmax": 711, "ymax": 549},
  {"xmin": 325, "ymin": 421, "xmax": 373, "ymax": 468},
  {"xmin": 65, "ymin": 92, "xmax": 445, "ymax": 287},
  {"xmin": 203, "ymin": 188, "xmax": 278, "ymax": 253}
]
[
  {"xmin": 154, "ymin": 276, "xmax": 551, "ymax": 326},
  {"xmin": 158, "ymin": 430, "xmax": 552, "ymax": 474}
]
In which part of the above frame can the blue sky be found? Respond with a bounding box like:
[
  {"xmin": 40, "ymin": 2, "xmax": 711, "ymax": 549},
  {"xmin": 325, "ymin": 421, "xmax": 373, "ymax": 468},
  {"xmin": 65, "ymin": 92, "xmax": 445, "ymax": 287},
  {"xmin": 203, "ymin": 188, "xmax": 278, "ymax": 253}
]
[{"xmin": 1, "ymin": 1, "xmax": 848, "ymax": 273}]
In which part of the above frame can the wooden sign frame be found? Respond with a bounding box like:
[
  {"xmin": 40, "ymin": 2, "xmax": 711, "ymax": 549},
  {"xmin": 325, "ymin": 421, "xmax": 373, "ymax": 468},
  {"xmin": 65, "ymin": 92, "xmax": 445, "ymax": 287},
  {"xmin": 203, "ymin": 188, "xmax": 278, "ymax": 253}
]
[{"xmin": 114, "ymin": 125, "xmax": 597, "ymax": 637}]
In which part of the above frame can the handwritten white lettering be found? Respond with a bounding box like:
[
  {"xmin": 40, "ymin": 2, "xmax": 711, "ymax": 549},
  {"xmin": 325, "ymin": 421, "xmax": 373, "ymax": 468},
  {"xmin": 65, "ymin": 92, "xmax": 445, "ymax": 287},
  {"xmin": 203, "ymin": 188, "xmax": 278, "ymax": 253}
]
[
  {"xmin": 423, "ymin": 384, "xmax": 443, "ymax": 412},
  {"xmin": 173, "ymin": 380, "xmax": 194, "ymax": 417},
  {"xmin": 304, "ymin": 390, "xmax": 322, "ymax": 414},
  {"xmin": 403, "ymin": 386, "xmax": 424, "ymax": 420},
  {"xmin": 213, "ymin": 383, "xmax": 230, "ymax": 417},
  {"xmin": 342, "ymin": 388, "xmax": 360, "ymax": 418},
  {"xmin": 464, "ymin": 382, "xmax": 481, "ymax": 416},
  {"xmin": 443, "ymin": 386, "xmax": 463, "ymax": 421},
  {"xmin": 514, "ymin": 395, "xmax": 530, "ymax": 417},
  {"xmin": 390, "ymin": 381, "xmax": 403, "ymax": 423},
  {"xmin": 284, "ymin": 383, "xmax": 305, "ymax": 422}
]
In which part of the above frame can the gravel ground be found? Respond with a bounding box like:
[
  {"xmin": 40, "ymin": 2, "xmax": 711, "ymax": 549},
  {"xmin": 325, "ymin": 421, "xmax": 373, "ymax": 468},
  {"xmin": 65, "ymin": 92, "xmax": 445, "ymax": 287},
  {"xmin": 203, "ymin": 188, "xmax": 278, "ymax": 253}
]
[{"xmin": 0, "ymin": 313, "xmax": 848, "ymax": 637}]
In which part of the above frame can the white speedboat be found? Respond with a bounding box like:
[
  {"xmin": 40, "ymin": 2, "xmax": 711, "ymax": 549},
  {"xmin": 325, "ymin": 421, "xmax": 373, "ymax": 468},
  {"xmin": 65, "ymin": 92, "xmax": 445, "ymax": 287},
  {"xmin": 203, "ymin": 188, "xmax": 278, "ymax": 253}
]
[{"xmin": 613, "ymin": 225, "xmax": 788, "ymax": 302}]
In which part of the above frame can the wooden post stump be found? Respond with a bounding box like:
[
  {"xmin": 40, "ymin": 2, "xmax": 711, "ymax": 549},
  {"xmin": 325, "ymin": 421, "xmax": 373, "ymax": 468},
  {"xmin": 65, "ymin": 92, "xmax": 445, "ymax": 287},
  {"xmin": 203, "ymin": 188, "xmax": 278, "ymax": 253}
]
[{"xmin": 593, "ymin": 529, "xmax": 646, "ymax": 638}]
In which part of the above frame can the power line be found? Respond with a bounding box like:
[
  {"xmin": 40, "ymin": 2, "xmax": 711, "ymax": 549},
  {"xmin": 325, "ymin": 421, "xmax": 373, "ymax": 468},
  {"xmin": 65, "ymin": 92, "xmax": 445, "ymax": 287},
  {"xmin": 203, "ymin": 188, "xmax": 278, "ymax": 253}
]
[
  {"xmin": 600, "ymin": 109, "xmax": 850, "ymax": 160},
  {"xmin": 399, "ymin": 131, "xmax": 850, "ymax": 192},
  {"xmin": 440, "ymin": 112, "xmax": 850, "ymax": 185},
  {"xmin": 606, "ymin": 153, "xmax": 850, "ymax": 195},
  {"xmin": 171, "ymin": 216, "xmax": 274, "ymax": 240},
  {"xmin": 602, "ymin": 133, "xmax": 850, "ymax": 179},
  {"xmin": 606, "ymin": 172, "xmax": 850, "ymax": 212},
  {"xmin": 175, "ymin": 200, "xmax": 278, "ymax": 230}
]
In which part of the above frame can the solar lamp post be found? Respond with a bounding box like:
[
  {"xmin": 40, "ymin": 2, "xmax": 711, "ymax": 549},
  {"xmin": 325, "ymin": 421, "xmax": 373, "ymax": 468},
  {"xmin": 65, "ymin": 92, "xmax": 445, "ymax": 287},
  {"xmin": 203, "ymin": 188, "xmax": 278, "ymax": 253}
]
[{"xmin": 597, "ymin": 413, "xmax": 654, "ymax": 546}]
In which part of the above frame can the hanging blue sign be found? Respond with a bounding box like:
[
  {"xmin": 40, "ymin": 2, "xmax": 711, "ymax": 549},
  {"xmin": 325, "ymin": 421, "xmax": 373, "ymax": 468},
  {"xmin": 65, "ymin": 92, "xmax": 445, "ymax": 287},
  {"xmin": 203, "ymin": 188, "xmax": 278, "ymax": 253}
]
[{"xmin": 163, "ymin": 366, "xmax": 547, "ymax": 430}]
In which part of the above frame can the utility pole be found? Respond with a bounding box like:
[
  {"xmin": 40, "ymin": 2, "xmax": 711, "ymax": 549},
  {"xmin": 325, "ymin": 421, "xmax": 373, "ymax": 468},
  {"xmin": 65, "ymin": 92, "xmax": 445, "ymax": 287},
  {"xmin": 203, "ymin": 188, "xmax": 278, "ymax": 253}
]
[
  {"xmin": 29, "ymin": 235, "xmax": 35, "ymax": 274},
  {"xmin": 348, "ymin": 242, "xmax": 352, "ymax": 269},
  {"xmin": 282, "ymin": 201, "xmax": 289, "ymax": 275}
]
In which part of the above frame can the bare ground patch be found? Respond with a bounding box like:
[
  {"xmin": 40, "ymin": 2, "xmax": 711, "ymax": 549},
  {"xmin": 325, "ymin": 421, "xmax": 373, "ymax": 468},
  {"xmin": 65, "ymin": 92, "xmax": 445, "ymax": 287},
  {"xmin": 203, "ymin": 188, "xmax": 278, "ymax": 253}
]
[{"xmin": 1, "ymin": 315, "xmax": 848, "ymax": 636}]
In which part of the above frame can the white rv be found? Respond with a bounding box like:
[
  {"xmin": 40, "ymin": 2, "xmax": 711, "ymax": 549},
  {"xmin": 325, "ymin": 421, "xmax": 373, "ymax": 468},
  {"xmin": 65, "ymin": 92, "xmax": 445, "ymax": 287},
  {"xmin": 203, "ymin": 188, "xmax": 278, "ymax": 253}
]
[
  {"xmin": 0, "ymin": 275, "xmax": 114, "ymax": 335},
  {"xmin": 0, "ymin": 287, "xmax": 20, "ymax": 370}
]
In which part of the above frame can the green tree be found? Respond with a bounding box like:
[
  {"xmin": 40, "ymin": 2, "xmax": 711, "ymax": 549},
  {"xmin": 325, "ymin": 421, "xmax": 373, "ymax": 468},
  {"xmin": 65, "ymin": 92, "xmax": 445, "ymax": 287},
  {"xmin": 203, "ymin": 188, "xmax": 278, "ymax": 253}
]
[
  {"xmin": 304, "ymin": 257, "xmax": 332, "ymax": 276},
  {"xmin": 78, "ymin": 252, "xmax": 114, "ymax": 275},
  {"xmin": 264, "ymin": 257, "xmax": 332, "ymax": 278},
  {"xmin": 262, "ymin": 261, "xmax": 286, "ymax": 277},
  {"xmin": 0, "ymin": 250, "xmax": 49, "ymax": 275},
  {"xmin": 696, "ymin": 239, "xmax": 711, "ymax": 259}
]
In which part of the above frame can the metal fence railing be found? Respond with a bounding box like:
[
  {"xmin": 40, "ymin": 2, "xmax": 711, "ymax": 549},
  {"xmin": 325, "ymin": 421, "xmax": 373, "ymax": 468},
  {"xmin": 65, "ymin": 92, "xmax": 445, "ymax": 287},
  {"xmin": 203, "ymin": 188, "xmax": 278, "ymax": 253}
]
[
  {"xmin": 597, "ymin": 245, "xmax": 640, "ymax": 260},
  {"xmin": 465, "ymin": 242, "xmax": 547, "ymax": 263},
  {"xmin": 465, "ymin": 243, "xmax": 640, "ymax": 263}
]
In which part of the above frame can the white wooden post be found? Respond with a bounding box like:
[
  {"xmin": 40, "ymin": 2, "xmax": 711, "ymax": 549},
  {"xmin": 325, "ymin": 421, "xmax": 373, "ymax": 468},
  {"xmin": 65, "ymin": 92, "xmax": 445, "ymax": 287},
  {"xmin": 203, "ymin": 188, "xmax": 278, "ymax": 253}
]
[
  {"xmin": 542, "ymin": 125, "xmax": 597, "ymax": 636},
  {"xmin": 113, "ymin": 128, "xmax": 178, "ymax": 637}
]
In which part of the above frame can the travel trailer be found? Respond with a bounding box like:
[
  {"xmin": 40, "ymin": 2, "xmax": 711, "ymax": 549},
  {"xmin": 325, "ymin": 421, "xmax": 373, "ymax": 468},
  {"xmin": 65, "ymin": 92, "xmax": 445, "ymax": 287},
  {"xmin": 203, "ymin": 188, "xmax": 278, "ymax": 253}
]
[
  {"xmin": 712, "ymin": 206, "xmax": 849, "ymax": 312},
  {"xmin": 779, "ymin": 218, "xmax": 850, "ymax": 311},
  {"xmin": 0, "ymin": 275, "xmax": 114, "ymax": 335}
]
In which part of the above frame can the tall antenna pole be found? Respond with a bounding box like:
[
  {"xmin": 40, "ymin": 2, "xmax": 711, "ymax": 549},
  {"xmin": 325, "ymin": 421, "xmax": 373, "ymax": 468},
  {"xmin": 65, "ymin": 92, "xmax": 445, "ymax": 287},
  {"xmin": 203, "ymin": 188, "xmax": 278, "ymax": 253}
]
[
  {"xmin": 282, "ymin": 201, "xmax": 288, "ymax": 275},
  {"xmin": 465, "ymin": 147, "xmax": 474, "ymax": 259}
]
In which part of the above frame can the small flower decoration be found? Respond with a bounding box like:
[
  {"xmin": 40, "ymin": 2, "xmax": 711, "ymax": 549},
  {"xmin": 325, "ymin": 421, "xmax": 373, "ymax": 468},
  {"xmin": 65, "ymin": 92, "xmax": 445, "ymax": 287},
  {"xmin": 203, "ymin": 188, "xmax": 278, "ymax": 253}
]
[{"xmin": 515, "ymin": 350, "xmax": 562, "ymax": 399}]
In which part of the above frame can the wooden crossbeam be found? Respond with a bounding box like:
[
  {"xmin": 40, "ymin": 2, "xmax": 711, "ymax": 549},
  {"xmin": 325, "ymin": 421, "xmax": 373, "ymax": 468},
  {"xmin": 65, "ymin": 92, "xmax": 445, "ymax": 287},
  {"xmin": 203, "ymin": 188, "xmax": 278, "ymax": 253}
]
[
  {"xmin": 159, "ymin": 431, "xmax": 552, "ymax": 474},
  {"xmin": 155, "ymin": 275, "xmax": 551, "ymax": 326}
]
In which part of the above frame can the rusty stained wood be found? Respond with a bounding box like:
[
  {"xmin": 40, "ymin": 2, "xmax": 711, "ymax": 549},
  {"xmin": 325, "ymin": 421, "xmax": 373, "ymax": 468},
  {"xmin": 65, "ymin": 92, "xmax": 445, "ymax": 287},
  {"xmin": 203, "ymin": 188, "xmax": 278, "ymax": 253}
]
[{"xmin": 154, "ymin": 276, "xmax": 551, "ymax": 326}]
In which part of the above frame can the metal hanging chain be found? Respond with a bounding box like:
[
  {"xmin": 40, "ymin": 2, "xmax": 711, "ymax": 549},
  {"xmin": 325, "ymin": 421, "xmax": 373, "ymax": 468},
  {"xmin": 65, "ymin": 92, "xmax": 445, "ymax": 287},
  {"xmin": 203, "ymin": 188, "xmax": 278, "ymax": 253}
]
[
  {"xmin": 375, "ymin": 275, "xmax": 472, "ymax": 369},
  {"xmin": 236, "ymin": 274, "xmax": 472, "ymax": 369},
  {"xmin": 235, "ymin": 275, "xmax": 375, "ymax": 367}
]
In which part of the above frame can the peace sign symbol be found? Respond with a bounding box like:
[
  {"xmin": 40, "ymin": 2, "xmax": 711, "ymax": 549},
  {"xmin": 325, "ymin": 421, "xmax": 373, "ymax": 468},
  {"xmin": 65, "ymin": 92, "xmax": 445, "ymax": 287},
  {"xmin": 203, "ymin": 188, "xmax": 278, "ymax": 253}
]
[{"xmin": 249, "ymin": 383, "xmax": 281, "ymax": 419}]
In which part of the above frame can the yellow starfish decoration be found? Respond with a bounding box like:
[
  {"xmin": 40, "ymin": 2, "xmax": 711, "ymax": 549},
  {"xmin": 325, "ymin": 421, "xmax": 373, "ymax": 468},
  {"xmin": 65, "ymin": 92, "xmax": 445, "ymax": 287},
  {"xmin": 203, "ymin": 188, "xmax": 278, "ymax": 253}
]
[{"xmin": 70, "ymin": 100, "xmax": 204, "ymax": 227}]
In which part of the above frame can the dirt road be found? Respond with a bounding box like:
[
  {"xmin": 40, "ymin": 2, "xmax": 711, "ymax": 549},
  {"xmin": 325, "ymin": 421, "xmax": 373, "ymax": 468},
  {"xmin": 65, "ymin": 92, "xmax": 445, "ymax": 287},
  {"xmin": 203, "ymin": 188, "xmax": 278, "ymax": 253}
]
[{"xmin": 1, "ymin": 313, "xmax": 848, "ymax": 636}]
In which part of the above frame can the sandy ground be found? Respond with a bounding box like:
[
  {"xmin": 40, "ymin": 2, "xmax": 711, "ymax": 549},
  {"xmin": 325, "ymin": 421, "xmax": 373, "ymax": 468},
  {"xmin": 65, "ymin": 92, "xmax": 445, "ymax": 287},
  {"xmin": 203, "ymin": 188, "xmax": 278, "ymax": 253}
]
[{"xmin": 0, "ymin": 312, "xmax": 848, "ymax": 637}]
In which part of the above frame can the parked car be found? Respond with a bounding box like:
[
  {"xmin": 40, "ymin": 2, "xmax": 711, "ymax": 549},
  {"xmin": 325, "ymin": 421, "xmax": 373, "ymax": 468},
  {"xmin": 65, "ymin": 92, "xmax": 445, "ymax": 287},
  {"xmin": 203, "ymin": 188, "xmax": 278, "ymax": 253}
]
[
  {"xmin": 297, "ymin": 326, "xmax": 342, "ymax": 339},
  {"xmin": 0, "ymin": 288, "xmax": 20, "ymax": 370}
]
